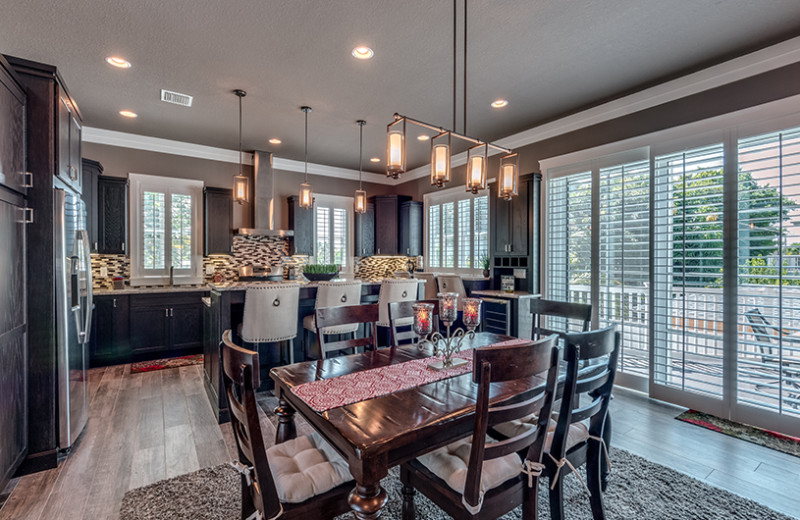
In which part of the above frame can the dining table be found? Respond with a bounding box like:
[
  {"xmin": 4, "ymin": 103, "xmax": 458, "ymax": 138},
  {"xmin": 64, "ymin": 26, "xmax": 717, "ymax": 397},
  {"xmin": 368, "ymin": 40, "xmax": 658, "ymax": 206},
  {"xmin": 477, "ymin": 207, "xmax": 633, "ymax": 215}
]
[{"xmin": 270, "ymin": 331, "xmax": 548, "ymax": 519}]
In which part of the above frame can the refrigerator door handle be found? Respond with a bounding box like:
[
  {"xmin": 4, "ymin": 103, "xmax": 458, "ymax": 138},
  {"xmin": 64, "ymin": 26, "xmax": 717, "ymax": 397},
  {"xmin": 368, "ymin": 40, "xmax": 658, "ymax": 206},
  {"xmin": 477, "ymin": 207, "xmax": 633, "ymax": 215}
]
[
  {"xmin": 78, "ymin": 230, "xmax": 94, "ymax": 344},
  {"xmin": 70, "ymin": 256, "xmax": 80, "ymax": 311}
]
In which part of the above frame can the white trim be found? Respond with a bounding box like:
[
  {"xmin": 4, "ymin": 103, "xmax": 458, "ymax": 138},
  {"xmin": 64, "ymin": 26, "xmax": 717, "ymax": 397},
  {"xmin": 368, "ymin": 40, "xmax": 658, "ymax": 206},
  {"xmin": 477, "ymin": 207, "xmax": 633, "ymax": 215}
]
[{"xmin": 313, "ymin": 193, "xmax": 355, "ymax": 273}]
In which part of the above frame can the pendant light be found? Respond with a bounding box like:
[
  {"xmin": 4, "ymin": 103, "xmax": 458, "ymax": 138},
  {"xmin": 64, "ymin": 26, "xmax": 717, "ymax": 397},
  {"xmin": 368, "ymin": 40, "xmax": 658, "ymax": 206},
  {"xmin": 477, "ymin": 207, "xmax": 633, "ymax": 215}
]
[
  {"xmin": 298, "ymin": 106, "xmax": 314, "ymax": 210},
  {"xmin": 232, "ymin": 89, "xmax": 249, "ymax": 204},
  {"xmin": 430, "ymin": 131, "xmax": 451, "ymax": 187},
  {"xmin": 386, "ymin": 116, "xmax": 406, "ymax": 178},
  {"xmin": 355, "ymin": 120, "xmax": 367, "ymax": 214},
  {"xmin": 466, "ymin": 143, "xmax": 487, "ymax": 194},
  {"xmin": 498, "ymin": 153, "xmax": 519, "ymax": 200}
]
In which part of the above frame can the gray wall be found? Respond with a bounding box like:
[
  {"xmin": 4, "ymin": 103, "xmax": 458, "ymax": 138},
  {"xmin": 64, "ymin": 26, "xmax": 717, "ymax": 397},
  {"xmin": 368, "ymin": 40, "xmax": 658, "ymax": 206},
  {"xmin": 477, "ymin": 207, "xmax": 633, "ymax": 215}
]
[{"xmin": 82, "ymin": 142, "xmax": 397, "ymax": 229}]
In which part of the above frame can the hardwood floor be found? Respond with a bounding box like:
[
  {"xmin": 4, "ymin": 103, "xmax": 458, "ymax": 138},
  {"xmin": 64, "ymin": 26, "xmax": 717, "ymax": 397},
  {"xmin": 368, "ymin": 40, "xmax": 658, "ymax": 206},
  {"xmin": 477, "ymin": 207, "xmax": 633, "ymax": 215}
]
[{"xmin": 0, "ymin": 365, "xmax": 798, "ymax": 519}]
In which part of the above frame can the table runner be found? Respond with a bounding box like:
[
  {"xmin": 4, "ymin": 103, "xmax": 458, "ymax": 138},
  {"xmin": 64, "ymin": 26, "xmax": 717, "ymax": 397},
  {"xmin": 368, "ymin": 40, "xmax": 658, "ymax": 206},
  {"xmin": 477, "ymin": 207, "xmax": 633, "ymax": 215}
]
[{"xmin": 291, "ymin": 338, "xmax": 530, "ymax": 412}]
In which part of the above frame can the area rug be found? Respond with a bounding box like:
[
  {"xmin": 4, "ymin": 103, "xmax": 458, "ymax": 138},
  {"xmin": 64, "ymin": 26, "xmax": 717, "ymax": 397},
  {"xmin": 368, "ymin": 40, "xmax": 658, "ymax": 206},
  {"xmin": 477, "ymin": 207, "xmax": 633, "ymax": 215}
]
[
  {"xmin": 118, "ymin": 448, "xmax": 795, "ymax": 520},
  {"xmin": 130, "ymin": 354, "xmax": 203, "ymax": 373},
  {"xmin": 676, "ymin": 409, "xmax": 800, "ymax": 458}
]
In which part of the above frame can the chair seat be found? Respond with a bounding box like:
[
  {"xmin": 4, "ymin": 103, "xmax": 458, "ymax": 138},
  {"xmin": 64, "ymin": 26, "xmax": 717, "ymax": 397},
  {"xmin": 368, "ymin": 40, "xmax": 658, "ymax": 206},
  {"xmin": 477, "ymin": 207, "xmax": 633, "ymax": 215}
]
[
  {"xmin": 266, "ymin": 431, "xmax": 353, "ymax": 504},
  {"xmin": 416, "ymin": 437, "xmax": 522, "ymax": 500},
  {"xmin": 302, "ymin": 314, "xmax": 359, "ymax": 335},
  {"xmin": 492, "ymin": 416, "xmax": 590, "ymax": 452}
]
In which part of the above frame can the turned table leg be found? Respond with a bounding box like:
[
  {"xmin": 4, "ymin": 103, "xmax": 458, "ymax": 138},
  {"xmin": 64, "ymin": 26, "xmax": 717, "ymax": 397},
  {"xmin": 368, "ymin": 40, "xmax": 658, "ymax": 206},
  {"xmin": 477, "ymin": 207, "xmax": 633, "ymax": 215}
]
[
  {"xmin": 348, "ymin": 483, "xmax": 388, "ymax": 520},
  {"xmin": 274, "ymin": 396, "xmax": 297, "ymax": 443}
]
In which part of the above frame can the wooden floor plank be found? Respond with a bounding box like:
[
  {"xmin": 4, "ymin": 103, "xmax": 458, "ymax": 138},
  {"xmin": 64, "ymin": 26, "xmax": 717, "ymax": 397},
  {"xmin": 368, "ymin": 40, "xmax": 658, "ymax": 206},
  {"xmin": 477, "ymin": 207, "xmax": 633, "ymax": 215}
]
[{"xmin": 164, "ymin": 424, "xmax": 199, "ymax": 479}]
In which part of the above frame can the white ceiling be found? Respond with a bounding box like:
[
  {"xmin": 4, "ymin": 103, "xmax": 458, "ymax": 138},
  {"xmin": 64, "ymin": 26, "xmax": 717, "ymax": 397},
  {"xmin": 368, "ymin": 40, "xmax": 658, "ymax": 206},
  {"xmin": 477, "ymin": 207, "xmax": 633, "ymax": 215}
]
[{"xmin": 3, "ymin": 0, "xmax": 800, "ymax": 175}]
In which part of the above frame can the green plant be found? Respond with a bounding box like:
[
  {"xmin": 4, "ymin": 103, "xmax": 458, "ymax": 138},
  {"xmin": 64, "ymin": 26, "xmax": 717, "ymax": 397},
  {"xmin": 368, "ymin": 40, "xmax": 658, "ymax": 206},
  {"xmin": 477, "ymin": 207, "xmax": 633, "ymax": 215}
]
[
  {"xmin": 303, "ymin": 263, "xmax": 339, "ymax": 274},
  {"xmin": 479, "ymin": 255, "xmax": 490, "ymax": 270}
]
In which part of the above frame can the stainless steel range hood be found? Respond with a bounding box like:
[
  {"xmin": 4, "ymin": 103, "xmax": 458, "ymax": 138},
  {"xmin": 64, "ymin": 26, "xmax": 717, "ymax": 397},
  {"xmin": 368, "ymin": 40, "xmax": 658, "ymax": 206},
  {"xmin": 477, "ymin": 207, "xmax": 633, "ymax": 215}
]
[{"xmin": 236, "ymin": 150, "xmax": 294, "ymax": 237}]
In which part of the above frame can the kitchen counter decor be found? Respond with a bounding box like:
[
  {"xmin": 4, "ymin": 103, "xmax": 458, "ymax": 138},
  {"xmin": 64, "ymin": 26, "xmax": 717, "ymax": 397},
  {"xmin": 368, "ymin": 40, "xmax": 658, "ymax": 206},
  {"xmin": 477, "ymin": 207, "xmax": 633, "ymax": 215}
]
[{"xmin": 301, "ymin": 263, "xmax": 339, "ymax": 281}]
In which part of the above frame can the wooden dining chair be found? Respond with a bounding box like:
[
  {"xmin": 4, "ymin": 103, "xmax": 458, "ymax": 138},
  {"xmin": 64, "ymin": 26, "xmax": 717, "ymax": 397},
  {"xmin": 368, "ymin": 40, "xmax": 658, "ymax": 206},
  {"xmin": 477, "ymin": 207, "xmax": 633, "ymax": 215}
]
[
  {"xmin": 388, "ymin": 299, "xmax": 440, "ymax": 347},
  {"xmin": 219, "ymin": 330, "xmax": 354, "ymax": 520},
  {"xmin": 530, "ymin": 298, "xmax": 592, "ymax": 340},
  {"xmin": 315, "ymin": 303, "xmax": 379, "ymax": 359},
  {"xmin": 400, "ymin": 335, "xmax": 561, "ymax": 520}
]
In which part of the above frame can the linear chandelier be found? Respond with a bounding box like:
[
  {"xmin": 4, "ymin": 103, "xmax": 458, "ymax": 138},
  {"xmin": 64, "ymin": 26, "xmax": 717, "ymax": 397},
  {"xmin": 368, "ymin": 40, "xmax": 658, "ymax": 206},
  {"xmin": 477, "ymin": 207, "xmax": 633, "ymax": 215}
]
[{"xmin": 385, "ymin": 0, "xmax": 520, "ymax": 199}]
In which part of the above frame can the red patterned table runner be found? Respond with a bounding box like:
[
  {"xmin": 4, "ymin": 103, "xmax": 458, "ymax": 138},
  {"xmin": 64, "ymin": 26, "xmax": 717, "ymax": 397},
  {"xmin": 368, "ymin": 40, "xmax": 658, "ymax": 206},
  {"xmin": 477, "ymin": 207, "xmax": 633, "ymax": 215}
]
[{"xmin": 291, "ymin": 338, "xmax": 530, "ymax": 412}]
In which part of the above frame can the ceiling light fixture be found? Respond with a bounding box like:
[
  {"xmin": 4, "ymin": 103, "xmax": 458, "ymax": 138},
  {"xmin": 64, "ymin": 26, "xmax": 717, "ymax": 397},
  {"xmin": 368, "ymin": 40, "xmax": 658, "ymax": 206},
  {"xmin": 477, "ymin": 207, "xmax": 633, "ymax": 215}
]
[
  {"xmin": 105, "ymin": 56, "xmax": 131, "ymax": 68},
  {"xmin": 298, "ymin": 106, "xmax": 314, "ymax": 210},
  {"xmin": 385, "ymin": 0, "xmax": 518, "ymax": 195},
  {"xmin": 370, "ymin": 157, "xmax": 380, "ymax": 163},
  {"xmin": 269, "ymin": 138, "xmax": 282, "ymax": 145},
  {"xmin": 491, "ymin": 99, "xmax": 508, "ymax": 108},
  {"xmin": 417, "ymin": 135, "xmax": 430, "ymax": 141},
  {"xmin": 119, "ymin": 110, "xmax": 138, "ymax": 118},
  {"xmin": 355, "ymin": 120, "xmax": 367, "ymax": 214},
  {"xmin": 232, "ymin": 89, "xmax": 249, "ymax": 205},
  {"xmin": 498, "ymin": 153, "xmax": 519, "ymax": 200},
  {"xmin": 352, "ymin": 46, "xmax": 375, "ymax": 60}
]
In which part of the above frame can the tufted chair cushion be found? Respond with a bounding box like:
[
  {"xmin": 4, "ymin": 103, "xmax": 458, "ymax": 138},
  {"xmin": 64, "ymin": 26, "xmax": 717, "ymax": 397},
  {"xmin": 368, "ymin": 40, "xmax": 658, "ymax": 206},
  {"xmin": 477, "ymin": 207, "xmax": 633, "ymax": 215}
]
[
  {"xmin": 303, "ymin": 281, "xmax": 363, "ymax": 335},
  {"xmin": 241, "ymin": 284, "xmax": 300, "ymax": 343},
  {"xmin": 492, "ymin": 415, "xmax": 590, "ymax": 452},
  {"xmin": 377, "ymin": 279, "xmax": 419, "ymax": 327},
  {"xmin": 266, "ymin": 431, "xmax": 353, "ymax": 504},
  {"xmin": 416, "ymin": 437, "xmax": 522, "ymax": 505}
]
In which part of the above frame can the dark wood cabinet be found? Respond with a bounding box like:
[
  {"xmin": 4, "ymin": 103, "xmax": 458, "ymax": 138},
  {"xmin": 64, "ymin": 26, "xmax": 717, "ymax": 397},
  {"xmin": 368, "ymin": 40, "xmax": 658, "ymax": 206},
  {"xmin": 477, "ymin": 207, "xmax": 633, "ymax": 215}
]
[
  {"xmin": 354, "ymin": 202, "xmax": 375, "ymax": 257},
  {"xmin": 373, "ymin": 195, "xmax": 401, "ymax": 255},
  {"xmin": 81, "ymin": 158, "xmax": 102, "ymax": 252},
  {"xmin": 399, "ymin": 200, "xmax": 423, "ymax": 257},
  {"xmin": 288, "ymin": 195, "xmax": 314, "ymax": 256},
  {"xmin": 204, "ymin": 187, "xmax": 233, "ymax": 255},
  {"xmin": 171, "ymin": 303, "xmax": 204, "ymax": 349},
  {"xmin": 0, "ymin": 57, "xmax": 27, "ymax": 195},
  {"xmin": 57, "ymin": 94, "xmax": 82, "ymax": 193},
  {"xmin": 90, "ymin": 294, "xmax": 130, "ymax": 366},
  {"xmin": 97, "ymin": 176, "xmax": 127, "ymax": 254},
  {"xmin": 129, "ymin": 293, "xmax": 205, "ymax": 356},
  {"xmin": 492, "ymin": 177, "xmax": 529, "ymax": 257}
]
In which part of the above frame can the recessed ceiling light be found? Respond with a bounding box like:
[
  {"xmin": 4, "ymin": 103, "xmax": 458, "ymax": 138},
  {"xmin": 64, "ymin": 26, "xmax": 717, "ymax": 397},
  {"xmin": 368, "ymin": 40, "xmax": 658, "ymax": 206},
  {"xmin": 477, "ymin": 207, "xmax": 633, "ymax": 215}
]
[
  {"xmin": 351, "ymin": 46, "xmax": 374, "ymax": 60},
  {"xmin": 105, "ymin": 56, "xmax": 131, "ymax": 68},
  {"xmin": 491, "ymin": 99, "xmax": 509, "ymax": 108},
  {"xmin": 417, "ymin": 135, "xmax": 430, "ymax": 141},
  {"xmin": 119, "ymin": 110, "xmax": 138, "ymax": 118},
  {"xmin": 269, "ymin": 138, "xmax": 282, "ymax": 145},
  {"xmin": 370, "ymin": 157, "xmax": 381, "ymax": 163}
]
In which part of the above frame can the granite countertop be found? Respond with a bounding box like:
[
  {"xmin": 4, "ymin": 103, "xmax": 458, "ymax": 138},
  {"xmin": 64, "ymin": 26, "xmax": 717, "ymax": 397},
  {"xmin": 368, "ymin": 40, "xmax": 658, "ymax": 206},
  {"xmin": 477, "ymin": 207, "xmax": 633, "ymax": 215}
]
[
  {"xmin": 94, "ymin": 285, "xmax": 210, "ymax": 296},
  {"xmin": 470, "ymin": 290, "xmax": 541, "ymax": 300},
  {"xmin": 208, "ymin": 278, "xmax": 424, "ymax": 292}
]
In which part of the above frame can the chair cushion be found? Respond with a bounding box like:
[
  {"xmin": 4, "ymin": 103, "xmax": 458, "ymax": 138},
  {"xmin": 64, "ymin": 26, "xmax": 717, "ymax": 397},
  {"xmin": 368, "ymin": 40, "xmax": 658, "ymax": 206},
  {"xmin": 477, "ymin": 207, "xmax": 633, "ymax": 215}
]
[
  {"xmin": 416, "ymin": 437, "xmax": 522, "ymax": 502},
  {"xmin": 492, "ymin": 415, "xmax": 590, "ymax": 452},
  {"xmin": 266, "ymin": 431, "xmax": 353, "ymax": 504},
  {"xmin": 302, "ymin": 313, "xmax": 359, "ymax": 335}
]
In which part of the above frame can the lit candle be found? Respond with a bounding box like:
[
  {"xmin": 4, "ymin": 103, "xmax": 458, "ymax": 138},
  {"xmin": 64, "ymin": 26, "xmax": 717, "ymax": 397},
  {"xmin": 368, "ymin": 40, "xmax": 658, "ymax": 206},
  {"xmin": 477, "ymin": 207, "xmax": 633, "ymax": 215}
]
[
  {"xmin": 439, "ymin": 292, "xmax": 458, "ymax": 324},
  {"xmin": 413, "ymin": 303, "xmax": 434, "ymax": 336},
  {"xmin": 463, "ymin": 298, "xmax": 482, "ymax": 330}
]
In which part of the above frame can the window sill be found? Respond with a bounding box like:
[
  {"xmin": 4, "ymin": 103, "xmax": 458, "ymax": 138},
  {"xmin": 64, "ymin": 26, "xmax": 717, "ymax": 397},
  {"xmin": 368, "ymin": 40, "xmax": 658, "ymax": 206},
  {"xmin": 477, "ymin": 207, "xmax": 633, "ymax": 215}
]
[{"xmin": 130, "ymin": 275, "xmax": 204, "ymax": 287}]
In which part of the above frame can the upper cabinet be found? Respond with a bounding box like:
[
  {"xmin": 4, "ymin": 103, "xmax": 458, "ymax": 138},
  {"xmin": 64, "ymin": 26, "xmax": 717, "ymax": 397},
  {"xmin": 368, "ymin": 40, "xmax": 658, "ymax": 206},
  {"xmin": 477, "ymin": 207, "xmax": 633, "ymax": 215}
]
[
  {"xmin": 399, "ymin": 200, "xmax": 423, "ymax": 257},
  {"xmin": 204, "ymin": 187, "xmax": 233, "ymax": 255},
  {"xmin": 370, "ymin": 195, "xmax": 421, "ymax": 256},
  {"xmin": 288, "ymin": 195, "xmax": 314, "ymax": 256},
  {"xmin": 491, "ymin": 177, "xmax": 530, "ymax": 257},
  {"xmin": 97, "ymin": 176, "xmax": 127, "ymax": 254},
  {"xmin": 0, "ymin": 56, "xmax": 27, "ymax": 194},
  {"xmin": 81, "ymin": 158, "xmax": 102, "ymax": 252},
  {"xmin": 57, "ymin": 94, "xmax": 82, "ymax": 193},
  {"xmin": 354, "ymin": 202, "xmax": 375, "ymax": 257}
]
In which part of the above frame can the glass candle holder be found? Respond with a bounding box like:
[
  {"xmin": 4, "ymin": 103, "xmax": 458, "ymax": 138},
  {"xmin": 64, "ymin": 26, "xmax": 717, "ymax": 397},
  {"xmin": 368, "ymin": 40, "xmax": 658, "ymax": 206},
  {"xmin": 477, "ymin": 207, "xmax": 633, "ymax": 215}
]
[
  {"xmin": 413, "ymin": 303, "xmax": 434, "ymax": 337},
  {"xmin": 439, "ymin": 292, "xmax": 458, "ymax": 324},
  {"xmin": 463, "ymin": 298, "xmax": 482, "ymax": 330}
]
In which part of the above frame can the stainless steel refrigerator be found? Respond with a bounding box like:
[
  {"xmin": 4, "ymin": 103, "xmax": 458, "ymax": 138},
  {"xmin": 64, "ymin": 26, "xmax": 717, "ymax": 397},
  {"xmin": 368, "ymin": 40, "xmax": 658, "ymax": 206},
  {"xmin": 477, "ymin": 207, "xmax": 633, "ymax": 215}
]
[{"xmin": 54, "ymin": 182, "xmax": 93, "ymax": 451}]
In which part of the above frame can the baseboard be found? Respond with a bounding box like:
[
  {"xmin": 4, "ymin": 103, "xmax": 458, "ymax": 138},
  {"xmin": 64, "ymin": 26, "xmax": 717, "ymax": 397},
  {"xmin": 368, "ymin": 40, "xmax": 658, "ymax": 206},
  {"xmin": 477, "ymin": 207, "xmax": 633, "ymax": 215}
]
[{"xmin": 15, "ymin": 449, "xmax": 57, "ymax": 477}]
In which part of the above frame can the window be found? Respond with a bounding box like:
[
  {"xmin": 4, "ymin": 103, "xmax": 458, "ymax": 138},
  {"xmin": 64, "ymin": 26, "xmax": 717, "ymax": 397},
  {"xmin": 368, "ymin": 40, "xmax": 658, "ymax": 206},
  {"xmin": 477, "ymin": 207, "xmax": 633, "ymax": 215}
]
[
  {"xmin": 129, "ymin": 174, "xmax": 203, "ymax": 285},
  {"xmin": 314, "ymin": 194, "xmax": 353, "ymax": 270},
  {"xmin": 425, "ymin": 188, "xmax": 489, "ymax": 272}
]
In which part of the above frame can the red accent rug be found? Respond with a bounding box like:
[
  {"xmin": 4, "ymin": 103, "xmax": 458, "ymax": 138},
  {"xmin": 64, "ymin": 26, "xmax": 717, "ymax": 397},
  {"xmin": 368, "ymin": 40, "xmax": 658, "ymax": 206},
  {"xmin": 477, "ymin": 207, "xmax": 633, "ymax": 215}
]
[
  {"xmin": 676, "ymin": 409, "xmax": 800, "ymax": 457},
  {"xmin": 130, "ymin": 354, "xmax": 203, "ymax": 374}
]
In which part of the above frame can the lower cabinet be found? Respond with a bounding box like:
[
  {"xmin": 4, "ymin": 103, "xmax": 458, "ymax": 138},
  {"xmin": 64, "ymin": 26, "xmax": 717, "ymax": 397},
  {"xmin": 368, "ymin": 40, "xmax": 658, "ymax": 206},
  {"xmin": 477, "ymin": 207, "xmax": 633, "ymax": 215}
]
[{"xmin": 91, "ymin": 291, "xmax": 205, "ymax": 366}]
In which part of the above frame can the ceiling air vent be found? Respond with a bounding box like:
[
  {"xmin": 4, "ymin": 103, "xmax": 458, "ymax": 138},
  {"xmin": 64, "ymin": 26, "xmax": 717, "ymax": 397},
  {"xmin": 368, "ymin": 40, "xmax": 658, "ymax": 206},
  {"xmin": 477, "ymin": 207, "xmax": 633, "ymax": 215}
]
[{"xmin": 160, "ymin": 89, "xmax": 193, "ymax": 107}]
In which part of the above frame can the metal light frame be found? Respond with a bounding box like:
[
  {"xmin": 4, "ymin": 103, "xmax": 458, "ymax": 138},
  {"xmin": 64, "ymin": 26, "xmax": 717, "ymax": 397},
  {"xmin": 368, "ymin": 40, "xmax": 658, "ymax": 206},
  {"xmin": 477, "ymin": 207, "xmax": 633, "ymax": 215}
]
[
  {"xmin": 355, "ymin": 120, "xmax": 367, "ymax": 214},
  {"xmin": 498, "ymin": 153, "xmax": 519, "ymax": 200},
  {"xmin": 232, "ymin": 89, "xmax": 249, "ymax": 205},
  {"xmin": 298, "ymin": 106, "xmax": 314, "ymax": 210},
  {"xmin": 430, "ymin": 131, "xmax": 451, "ymax": 188}
]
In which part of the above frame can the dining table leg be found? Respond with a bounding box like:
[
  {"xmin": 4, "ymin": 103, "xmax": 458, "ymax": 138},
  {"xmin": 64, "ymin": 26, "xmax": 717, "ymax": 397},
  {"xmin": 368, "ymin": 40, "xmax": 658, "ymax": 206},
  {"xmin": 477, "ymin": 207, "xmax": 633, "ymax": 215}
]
[
  {"xmin": 348, "ymin": 456, "xmax": 389, "ymax": 519},
  {"xmin": 274, "ymin": 395, "xmax": 297, "ymax": 443}
]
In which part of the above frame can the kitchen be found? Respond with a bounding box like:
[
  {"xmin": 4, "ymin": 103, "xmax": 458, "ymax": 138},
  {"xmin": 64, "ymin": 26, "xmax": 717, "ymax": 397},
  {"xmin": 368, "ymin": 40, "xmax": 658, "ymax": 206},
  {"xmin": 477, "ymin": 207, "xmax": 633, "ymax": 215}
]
[{"xmin": 3, "ymin": 2, "xmax": 800, "ymax": 520}]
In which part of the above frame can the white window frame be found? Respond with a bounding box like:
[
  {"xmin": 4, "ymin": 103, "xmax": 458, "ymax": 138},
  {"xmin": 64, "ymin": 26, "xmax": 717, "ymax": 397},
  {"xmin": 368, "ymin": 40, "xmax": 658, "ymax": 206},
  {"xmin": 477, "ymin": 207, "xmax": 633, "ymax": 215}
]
[
  {"xmin": 129, "ymin": 173, "xmax": 204, "ymax": 286},
  {"xmin": 423, "ymin": 184, "xmax": 490, "ymax": 275},
  {"xmin": 313, "ymin": 193, "xmax": 354, "ymax": 273}
]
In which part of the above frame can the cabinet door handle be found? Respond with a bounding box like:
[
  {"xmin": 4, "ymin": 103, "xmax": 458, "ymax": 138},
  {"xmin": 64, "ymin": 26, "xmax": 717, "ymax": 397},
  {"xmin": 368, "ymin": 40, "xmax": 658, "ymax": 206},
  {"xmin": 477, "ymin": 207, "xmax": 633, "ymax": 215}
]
[
  {"xmin": 93, "ymin": 242, "xmax": 98, "ymax": 251},
  {"xmin": 170, "ymin": 308, "xmax": 174, "ymax": 317},
  {"xmin": 21, "ymin": 208, "xmax": 34, "ymax": 224},
  {"xmin": 21, "ymin": 171, "xmax": 33, "ymax": 188},
  {"xmin": 69, "ymin": 165, "xmax": 78, "ymax": 181},
  {"xmin": 121, "ymin": 242, "xmax": 125, "ymax": 251},
  {"xmin": 113, "ymin": 298, "xmax": 117, "ymax": 308},
  {"xmin": 165, "ymin": 308, "xmax": 169, "ymax": 317}
]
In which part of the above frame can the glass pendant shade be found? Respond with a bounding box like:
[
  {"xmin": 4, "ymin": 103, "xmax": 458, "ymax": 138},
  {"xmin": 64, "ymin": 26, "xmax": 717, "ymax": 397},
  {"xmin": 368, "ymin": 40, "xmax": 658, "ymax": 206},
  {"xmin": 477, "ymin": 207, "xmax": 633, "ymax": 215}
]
[
  {"xmin": 498, "ymin": 153, "xmax": 519, "ymax": 200},
  {"xmin": 299, "ymin": 181, "xmax": 313, "ymax": 210},
  {"xmin": 386, "ymin": 118, "xmax": 406, "ymax": 178},
  {"xmin": 354, "ymin": 189, "xmax": 367, "ymax": 214},
  {"xmin": 233, "ymin": 174, "xmax": 249, "ymax": 205},
  {"xmin": 430, "ymin": 132, "xmax": 451, "ymax": 187},
  {"xmin": 466, "ymin": 143, "xmax": 488, "ymax": 194}
]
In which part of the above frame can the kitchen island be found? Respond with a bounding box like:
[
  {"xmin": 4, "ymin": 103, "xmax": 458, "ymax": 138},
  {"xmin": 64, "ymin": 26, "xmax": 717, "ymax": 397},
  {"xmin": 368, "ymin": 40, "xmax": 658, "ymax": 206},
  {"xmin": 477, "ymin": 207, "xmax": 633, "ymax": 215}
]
[{"xmin": 204, "ymin": 279, "xmax": 424, "ymax": 423}]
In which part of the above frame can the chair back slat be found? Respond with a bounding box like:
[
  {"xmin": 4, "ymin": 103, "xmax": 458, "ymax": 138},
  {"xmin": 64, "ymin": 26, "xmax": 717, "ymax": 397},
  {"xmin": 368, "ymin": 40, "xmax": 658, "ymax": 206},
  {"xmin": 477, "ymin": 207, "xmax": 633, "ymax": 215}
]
[
  {"xmin": 461, "ymin": 335, "xmax": 560, "ymax": 511},
  {"xmin": 570, "ymin": 395, "xmax": 604, "ymax": 424},
  {"xmin": 530, "ymin": 298, "xmax": 591, "ymax": 340},
  {"xmin": 316, "ymin": 303, "xmax": 379, "ymax": 357},
  {"xmin": 389, "ymin": 299, "xmax": 440, "ymax": 347},
  {"xmin": 220, "ymin": 330, "xmax": 282, "ymax": 519}
]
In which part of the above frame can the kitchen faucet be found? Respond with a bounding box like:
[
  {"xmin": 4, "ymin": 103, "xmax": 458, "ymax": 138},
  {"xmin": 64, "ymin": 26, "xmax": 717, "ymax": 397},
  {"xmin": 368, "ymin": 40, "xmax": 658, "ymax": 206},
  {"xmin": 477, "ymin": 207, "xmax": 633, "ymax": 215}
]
[{"xmin": 169, "ymin": 265, "xmax": 174, "ymax": 286}]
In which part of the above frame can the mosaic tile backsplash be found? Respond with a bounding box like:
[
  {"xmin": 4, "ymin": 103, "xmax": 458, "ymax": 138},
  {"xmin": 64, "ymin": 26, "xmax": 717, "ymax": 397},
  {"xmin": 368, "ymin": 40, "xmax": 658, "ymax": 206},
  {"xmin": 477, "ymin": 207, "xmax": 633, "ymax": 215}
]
[{"xmin": 354, "ymin": 256, "xmax": 419, "ymax": 280}]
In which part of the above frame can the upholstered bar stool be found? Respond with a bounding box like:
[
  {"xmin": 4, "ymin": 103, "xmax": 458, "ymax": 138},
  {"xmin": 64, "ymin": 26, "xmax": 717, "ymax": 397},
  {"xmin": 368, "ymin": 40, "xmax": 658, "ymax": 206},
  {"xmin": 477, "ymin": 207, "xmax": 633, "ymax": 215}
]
[
  {"xmin": 414, "ymin": 272, "xmax": 439, "ymax": 300},
  {"xmin": 302, "ymin": 280, "xmax": 362, "ymax": 359},
  {"xmin": 239, "ymin": 284, "xmax": 300, "ymax": 365},
  {"xmin": 376, "ymin": 279, "xmax": 419, "ymax": 346},
  {"xmin": 436, "ymin": 274, "xmax": 468, "ymax": 310}
]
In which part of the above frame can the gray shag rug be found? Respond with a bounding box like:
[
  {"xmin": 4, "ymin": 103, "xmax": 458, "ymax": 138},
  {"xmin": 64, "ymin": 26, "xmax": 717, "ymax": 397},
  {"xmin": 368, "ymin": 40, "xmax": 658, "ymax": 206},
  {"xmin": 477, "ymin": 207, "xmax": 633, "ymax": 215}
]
[{"xmin": 119, "ymin": 448, "xmax": 794, "ymax": 520}]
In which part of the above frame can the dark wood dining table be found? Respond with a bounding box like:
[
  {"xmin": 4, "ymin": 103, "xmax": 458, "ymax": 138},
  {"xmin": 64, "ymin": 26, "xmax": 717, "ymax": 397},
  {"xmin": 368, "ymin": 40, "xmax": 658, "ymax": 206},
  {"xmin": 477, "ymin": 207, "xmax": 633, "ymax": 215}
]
[{"xmin": 270, "ymin": 332, "xmax": 545, "ymax": 519}]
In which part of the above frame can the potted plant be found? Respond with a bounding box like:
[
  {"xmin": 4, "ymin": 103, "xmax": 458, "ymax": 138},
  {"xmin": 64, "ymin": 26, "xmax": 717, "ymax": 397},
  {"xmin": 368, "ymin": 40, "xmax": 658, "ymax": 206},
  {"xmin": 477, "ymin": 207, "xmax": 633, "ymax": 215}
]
[
  {"xmin": 302, "ymin": 263, "xmax": 340, "ymax": 281},
  {"xmin": 479, "ymin": 255, "xmax": 491, "ymax": 278}
]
